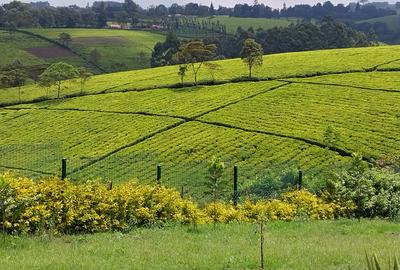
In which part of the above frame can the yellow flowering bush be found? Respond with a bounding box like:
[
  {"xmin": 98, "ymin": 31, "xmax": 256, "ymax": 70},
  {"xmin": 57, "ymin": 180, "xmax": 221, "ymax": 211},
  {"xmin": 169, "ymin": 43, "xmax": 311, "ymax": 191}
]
[
  {"xmin": 0, "ymin": 173, "xmax": 353, "ymax": 234},
  {"xmin": 0, "ymin": 173, "xmax": 200, "ymax": 234}
]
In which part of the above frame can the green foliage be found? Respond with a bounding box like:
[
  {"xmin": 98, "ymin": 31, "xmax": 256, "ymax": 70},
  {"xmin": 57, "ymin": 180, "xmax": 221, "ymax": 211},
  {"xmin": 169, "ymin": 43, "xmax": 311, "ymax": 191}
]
[
  {"xmin": 240, "ymin": 38, "xmax": 264, "ymax": 78},
  {"xmin": 39, "ymin": 62, "xmax": 79, "ymax": 98},
  {"xmin": 327, "ymin": 154, "xmax": 400, "ymax": 219},
  {"xmin": 77, "ymin": 67, "xmax": 92, "ymax": 94},
  {"xmin": 323, "ymin": 125, "xmax": 341, "ymax": 148},
  {"xmin": 175, "ymin": 40, "xmax": 217, "ymax": 84},
  {"xmin": 177, "ymin": 64, "xmax": 188, "ymax": 85},
  {"xmin": 58, "ymin": 32, "xmax": 72, "ymax": 46}
]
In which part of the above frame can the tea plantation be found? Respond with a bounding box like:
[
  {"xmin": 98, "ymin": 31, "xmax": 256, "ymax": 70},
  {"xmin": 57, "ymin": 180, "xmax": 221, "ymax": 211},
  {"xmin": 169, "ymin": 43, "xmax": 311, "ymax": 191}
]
[{"xmin": 1, "ymin": 45, "xmax": 400, "ymax": 196}]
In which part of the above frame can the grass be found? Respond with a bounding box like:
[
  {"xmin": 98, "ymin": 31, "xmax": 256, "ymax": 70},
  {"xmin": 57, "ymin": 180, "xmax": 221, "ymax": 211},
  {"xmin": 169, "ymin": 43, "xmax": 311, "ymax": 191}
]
[
  {"xmin": 27, "ymin": 28, "xmax": 165, "ymax": 72},
  {"xmin": 0, "ymin": 220, "xmax": 398, "ymax": 269},
  {"xmin": 201, "ymin": 15, "xmax": 299, "ymax": 33}
]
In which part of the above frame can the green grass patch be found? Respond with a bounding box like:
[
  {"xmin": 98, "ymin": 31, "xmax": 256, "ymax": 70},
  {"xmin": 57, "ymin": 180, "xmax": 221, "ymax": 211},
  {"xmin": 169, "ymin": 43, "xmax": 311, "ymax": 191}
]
[{"xmin": 0, "ymin": 220, "xmax": 398, "ymax": 270}]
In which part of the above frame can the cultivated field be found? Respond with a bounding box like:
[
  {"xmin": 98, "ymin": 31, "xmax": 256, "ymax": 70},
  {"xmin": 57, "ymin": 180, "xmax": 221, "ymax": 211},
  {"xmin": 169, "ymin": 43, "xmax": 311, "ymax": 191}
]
[
  {"xmin": 27, "ymin": 28, "xmax": 165, "ymax": 72},
  {"xmin": 1, "ymin": 45, "xmax": 400, "ymax": 195},
  {"xmin": 201, "ymin": 16, "xmax": 298, "ymax": 33},
  {"xmin": 0, "ymin": 220, "xmax": 399, "ymax": 269},
  {"xmin": 0, "ymin": 30, "xmax": 86, "ymax": 68}
]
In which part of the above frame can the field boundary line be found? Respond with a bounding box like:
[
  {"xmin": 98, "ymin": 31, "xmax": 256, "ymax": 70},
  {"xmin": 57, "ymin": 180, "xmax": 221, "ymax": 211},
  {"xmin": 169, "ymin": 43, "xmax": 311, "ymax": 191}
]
[
  {"xmin": 2, "ymin": 107, "xmax": 189, "ymax": 121},
  {"xmin": 67, "ymin": 83, "xmax": 291, "ymax": 173},
  {"xmin": 68, "ymin": 120, "xmax": 187, "ymax": 175},
  {"xmin": 279, "ymin": 80, "xmax": 400, "ymax": 93},
  {"xmin": 3, "ymin": 67, "xmax": 400, "ymax": 109},
  {"xmin": 195, "ymin": 119, "xmax": 374, "ymax": 163}
]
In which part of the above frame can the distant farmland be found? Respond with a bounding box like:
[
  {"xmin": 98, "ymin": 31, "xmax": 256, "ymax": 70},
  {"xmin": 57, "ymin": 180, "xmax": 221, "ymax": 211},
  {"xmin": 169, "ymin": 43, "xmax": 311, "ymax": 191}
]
[
  {"xmin": 27, "ymin": 28, "xmax": 165, "ymax": 72},
  {"xmin": 0, "ymin": 29, "xmax": 165, "ymax": 73},
  {"xmin": 200, "ymin": 16, "xmax": 299, "ymax": 33}
]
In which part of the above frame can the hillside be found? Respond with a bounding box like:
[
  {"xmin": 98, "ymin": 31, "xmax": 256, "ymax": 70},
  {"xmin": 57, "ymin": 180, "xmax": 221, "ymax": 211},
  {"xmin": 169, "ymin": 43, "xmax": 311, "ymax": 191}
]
[
  {"xmin": 0, "ymin": 29, "xmax": 165, "ymax": 73},
  {"xmin": 199, "ymin": 16, "xmax": 298, "ymax": 33},
  {"xmin": 1, "ymin": 45, "xmax": 400, "ymax": 197},
  {"xmin": 0, "ymin": 30, "xmax": 89, "ymax": 70}
]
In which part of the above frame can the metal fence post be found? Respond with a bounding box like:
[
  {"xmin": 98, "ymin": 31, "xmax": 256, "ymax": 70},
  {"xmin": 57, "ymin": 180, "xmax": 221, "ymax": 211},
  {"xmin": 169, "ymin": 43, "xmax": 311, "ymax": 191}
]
[
  {"xmin": 61, "ymin": 158, "xmax": 67, "ymax": 180},
  {"xmin": 233, "ymin": 165, "xmax": 239, "ymax": 206},
  {"xmin": 157, "ymin": 164, "xmax": 162, "ymax": 185},
  {"xmin": 298, "ymin": 170, "xmax": 303, "ymax": 190}
]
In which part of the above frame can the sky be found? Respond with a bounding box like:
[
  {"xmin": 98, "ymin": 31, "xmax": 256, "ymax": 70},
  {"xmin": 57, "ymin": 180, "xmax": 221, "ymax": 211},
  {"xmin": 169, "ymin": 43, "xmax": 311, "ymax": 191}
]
[{"xmin": 0, "ymin": 0, "xmax": 398, "ymax": 9}]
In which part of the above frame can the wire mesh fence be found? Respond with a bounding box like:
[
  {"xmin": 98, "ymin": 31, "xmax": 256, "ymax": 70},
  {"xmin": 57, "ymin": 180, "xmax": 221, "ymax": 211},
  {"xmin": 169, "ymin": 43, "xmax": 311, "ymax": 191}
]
[{"xmin": 0, "ymin": 143, "xmax": 310, "ymax": 203}]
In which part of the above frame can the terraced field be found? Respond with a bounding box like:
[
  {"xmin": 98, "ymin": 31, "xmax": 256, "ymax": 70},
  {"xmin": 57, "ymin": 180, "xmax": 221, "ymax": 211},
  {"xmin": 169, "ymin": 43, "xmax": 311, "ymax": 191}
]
[
  {"xmin": 1, "ymin": 45, "xmax": 400, "ymax": 198},
  {"xmin": 2, "ymin": 45, "xmax": 400, "ymax": 106}
]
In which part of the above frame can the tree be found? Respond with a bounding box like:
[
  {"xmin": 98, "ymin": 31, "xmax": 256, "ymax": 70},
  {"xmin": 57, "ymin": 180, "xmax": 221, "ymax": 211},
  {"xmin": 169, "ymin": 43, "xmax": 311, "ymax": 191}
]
[
  {"xmin": 0, "ymin": 59, "xmax": 27, "ymax": 101},
  {"xmin": 205, "ymin": 156, "xmax": 225, "ymax": 229},
  {"xmin": 78, "ymin": 67, "xmax": 92, "ymax": 94},
  {"xmin": 204, "ymin": 62, "xmax": 220, "ymax": 81},
  {"xmin": 58, "ymin": 32, "xmax": 72, "ymax": 46},
  {"xmin": 240, "ymin": 38, "xmax": 263, "ymax": 78},
  {"xmin": 38, "ymin": 62, "xmax": 78, "ymax": 98},
  {"xmin": 174, "ymin": 40, "xmax": 217, "ymax": 84},
  {"xmin": 177, "ymin": 65, "xmax": 188, "ymax": 85},
  {"xmin": 90, "ymin": 49, "xmax": 101, "ymax": 65}
]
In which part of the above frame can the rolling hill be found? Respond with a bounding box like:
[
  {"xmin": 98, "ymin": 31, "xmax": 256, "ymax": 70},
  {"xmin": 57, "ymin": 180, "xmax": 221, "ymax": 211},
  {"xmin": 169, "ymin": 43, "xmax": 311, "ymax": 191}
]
[
  {"xmin": 1, "ymin": 45, "xmax": 400, "ymax": 198},
  {"xmin": 0, "ymin": 28, "xmax": 165, "ymax": 73}
]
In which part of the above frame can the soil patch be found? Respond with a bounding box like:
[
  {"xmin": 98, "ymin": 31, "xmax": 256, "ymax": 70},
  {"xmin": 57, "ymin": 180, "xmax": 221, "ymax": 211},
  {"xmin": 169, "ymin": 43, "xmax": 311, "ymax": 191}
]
[
  {"xmin": 26, "ymin": 47, "xmax": 74, "ymax": 58},
  {"xmin": 72, "ymin": 36, "xmax": 127, "ymax": 45}
]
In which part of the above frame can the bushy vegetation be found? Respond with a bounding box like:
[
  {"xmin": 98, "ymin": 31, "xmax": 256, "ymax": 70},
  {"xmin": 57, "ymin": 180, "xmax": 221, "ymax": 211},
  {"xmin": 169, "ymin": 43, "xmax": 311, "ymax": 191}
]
[{"xmin": 0, "ymin": 173, "xmax": 350, "ymax": 235}]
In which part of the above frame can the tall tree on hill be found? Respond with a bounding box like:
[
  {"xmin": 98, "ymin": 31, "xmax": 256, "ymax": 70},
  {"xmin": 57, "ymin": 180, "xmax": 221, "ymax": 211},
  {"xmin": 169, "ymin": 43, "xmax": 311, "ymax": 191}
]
[
  {"xmin": 174, "ymin": 40, "xmax": 217, "ymax": 85},
  {"xmin": 240, "ymin": 38, "xmax": 264, "ymax": 78},
  {"xmin": 38, "ymin": 62, "xmax": 79, "ymax": 98}
]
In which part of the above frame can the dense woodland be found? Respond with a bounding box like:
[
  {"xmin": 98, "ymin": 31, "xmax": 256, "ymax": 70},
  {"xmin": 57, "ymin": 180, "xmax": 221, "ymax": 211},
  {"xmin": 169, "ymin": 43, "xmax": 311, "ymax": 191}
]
[{"xmin": 151, "ymin": 17, "xmax": 376, "ymax": 67}]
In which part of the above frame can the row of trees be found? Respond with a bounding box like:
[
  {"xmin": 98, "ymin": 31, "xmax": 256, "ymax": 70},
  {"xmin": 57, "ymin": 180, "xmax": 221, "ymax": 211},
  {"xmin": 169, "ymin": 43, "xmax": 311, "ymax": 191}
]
[
  {"xmin": 0, "ymin": 60, "xmax": 92, "ymax": 100},
  {"xmin": 152, "ymin": 17, "xmax": 376, "ymax": 68},
  {"xmin": 233, "ymin": 2, "xmax": 396, "ymax": 20},
  {"xmin": 0, "ymin": 0, "xmax": 397, "ymax": 29},
  {"xmin": 170, "ymin": 38, "xmax": 263, "ymax": 85}
]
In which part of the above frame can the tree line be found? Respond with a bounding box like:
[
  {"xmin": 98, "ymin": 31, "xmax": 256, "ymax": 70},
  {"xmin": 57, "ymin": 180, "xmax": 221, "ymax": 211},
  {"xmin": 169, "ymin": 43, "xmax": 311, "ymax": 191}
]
[
  {"xmin": 0, "ymin": 0, "xmax": 397, "ymax": 29},
  {"xmin": 152, "ymin": 17, "xmax": 376, "ymax": 68}
]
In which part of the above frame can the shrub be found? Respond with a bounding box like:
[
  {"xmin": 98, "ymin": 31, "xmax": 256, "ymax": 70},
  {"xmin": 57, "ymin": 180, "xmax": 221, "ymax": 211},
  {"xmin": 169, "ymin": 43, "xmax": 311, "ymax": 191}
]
[
  {"xmin": 0, "ymin": 173, "xmax": 349, "ymax": 235},
  {"xmin": 327, "ymin": 167, "xmax": 400, "ymax": 218},
  {"xmin": 0, "ymin": 173, "xmax": 201, "ymax": 234}
]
